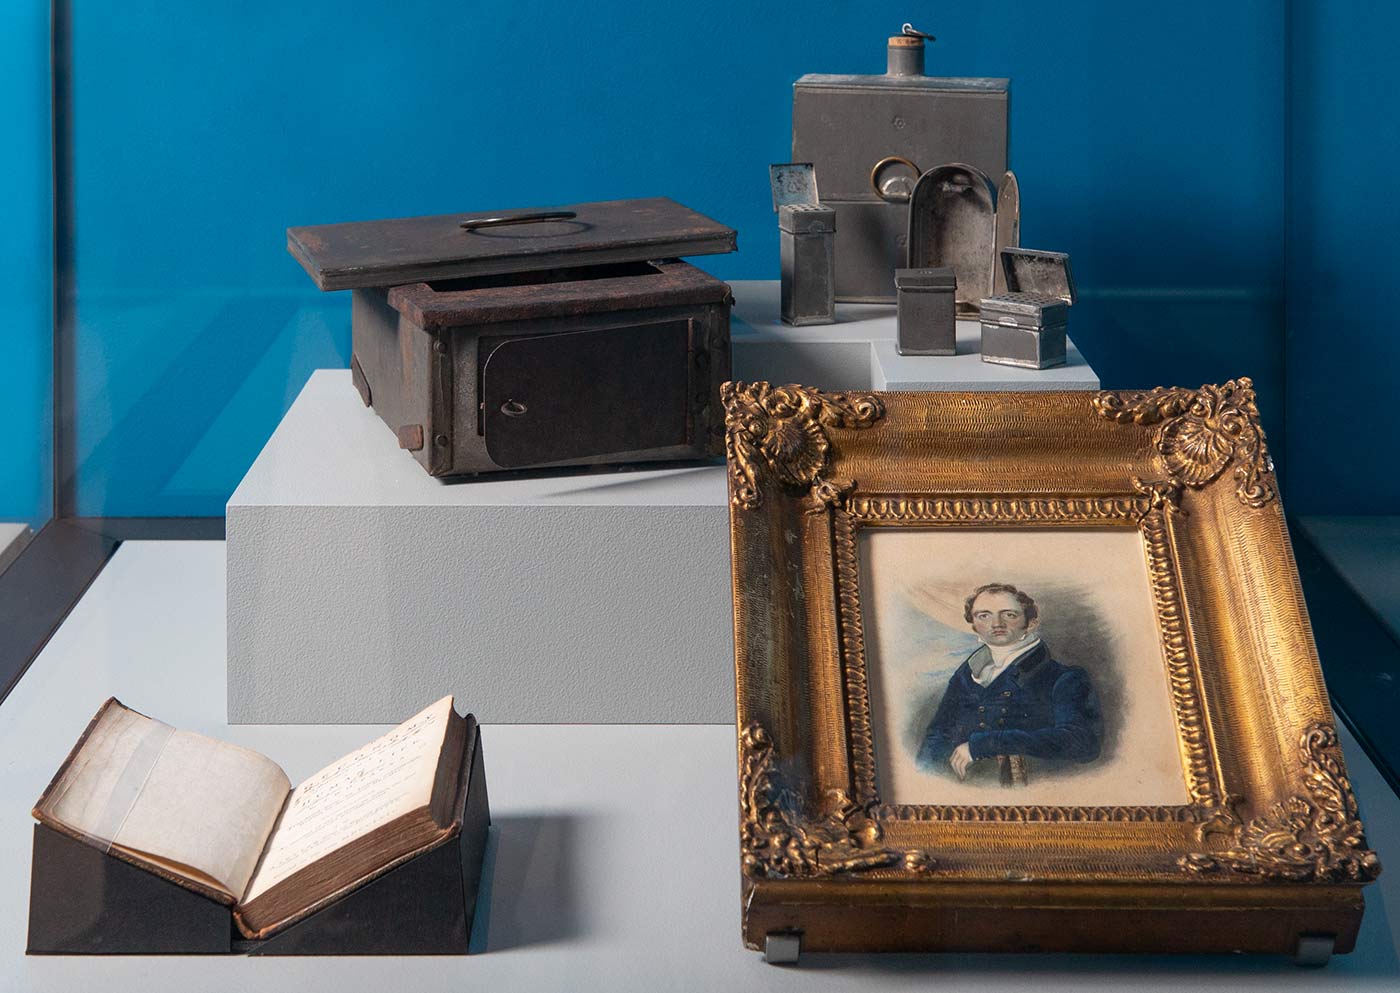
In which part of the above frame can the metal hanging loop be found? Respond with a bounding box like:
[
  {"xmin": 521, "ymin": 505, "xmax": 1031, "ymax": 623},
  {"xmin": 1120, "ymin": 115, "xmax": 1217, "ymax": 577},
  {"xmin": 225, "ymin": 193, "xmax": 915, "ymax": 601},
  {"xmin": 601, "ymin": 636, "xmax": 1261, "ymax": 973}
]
[{"xmin": 870, "ymin": 156, "xmax": 921, "ymax": 203}]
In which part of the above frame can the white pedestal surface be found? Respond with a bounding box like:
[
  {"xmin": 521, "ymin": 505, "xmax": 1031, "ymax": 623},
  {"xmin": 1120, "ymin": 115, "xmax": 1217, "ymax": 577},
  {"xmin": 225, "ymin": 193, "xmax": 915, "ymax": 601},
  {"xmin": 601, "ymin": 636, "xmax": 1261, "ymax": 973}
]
[
  {"xmin": 728, "ymin": 280, "xmax": 1098, "ymax": 392},
  {"xmin": 5, "ymin": 542, "xmax": 1399, "ymax": 991},
  {"xmin": 227, "ymin": 281, "xmax": 1100, "ymax": 724},
  {"xmin": 0, "ymin": 522, "xmax": 32, "ymax": 575}
]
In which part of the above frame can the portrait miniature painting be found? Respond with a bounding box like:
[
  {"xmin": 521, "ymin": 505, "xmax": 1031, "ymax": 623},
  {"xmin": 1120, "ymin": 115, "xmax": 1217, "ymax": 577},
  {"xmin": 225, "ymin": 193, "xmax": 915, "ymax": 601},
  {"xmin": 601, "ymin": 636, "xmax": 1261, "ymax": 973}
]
[{"xmin": 858, "ymin": 528, "xmax": 1190, "ymax": 807}]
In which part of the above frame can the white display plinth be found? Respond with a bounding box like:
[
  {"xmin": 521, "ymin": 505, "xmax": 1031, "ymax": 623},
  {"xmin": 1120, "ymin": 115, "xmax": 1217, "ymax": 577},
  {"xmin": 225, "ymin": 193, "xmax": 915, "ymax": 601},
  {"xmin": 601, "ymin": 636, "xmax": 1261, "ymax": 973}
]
[
  {"xmin": 6, "ymin": 542, "xmax": 1399, "ymax": 990},
  {"xmin": 227, "ymin": 281, "xmax": 1100, "ymax": 724},
  {"xmin": 0, "ymin": 522, "xmax": 31, "ymax": 575},
  {"xmin": 226, "ymin": 375, "xmax": 732, "ymax": 724},
  {"xmin": 728, "ymin": 281, "xmax": 1099, "ymax": 392}
]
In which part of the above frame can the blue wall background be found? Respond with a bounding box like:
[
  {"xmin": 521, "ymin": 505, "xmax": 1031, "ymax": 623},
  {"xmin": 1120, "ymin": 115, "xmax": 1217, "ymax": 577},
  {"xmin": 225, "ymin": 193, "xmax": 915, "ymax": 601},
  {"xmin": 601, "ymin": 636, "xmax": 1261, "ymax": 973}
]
[
  {"xmin": 1286, "ymin": 1, "xmax": 1400, "ymax": 514},
  {"xmin": 18, "ymin": 0, "xmax": 1379, "ymax": 516},
  {"xmin": 0, "ymin": 2, "xmax": 53, "ymax": 527}
]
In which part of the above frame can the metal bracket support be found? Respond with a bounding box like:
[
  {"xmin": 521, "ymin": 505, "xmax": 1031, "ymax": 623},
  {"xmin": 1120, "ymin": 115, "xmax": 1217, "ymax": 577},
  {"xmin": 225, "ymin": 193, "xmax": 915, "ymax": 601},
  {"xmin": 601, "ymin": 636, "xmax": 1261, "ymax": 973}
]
[
  {"xmin": 1294, "ymin": 933, "xmax": 1335, "ymax": 967},
  {"xmin": 763, "ymin": 931, "xmax": 801, "ymax": 965}
]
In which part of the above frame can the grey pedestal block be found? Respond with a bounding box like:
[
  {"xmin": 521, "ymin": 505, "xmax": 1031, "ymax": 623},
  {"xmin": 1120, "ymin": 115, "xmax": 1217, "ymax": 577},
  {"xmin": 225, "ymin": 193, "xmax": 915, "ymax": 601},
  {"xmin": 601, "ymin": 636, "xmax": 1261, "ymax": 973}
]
[
  {"xmin": 226, "ymin": 373, "xmax": 732, "ymax": 724},
  {"xmin": 226, "ymin": 281, "xmax": 1099, "ymax": 724}
]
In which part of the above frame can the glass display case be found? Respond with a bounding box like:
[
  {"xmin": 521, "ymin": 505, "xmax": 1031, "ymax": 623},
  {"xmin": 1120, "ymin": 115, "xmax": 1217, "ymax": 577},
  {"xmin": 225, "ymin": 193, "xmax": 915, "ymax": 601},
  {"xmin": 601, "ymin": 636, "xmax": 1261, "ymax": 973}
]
[
  {"xmin": 0, "ymin": 1, "xmax": 53, "ymax": 701},
  {"xmin": 0, "ymin": 0, "xmax": 1396, "ymax": 984},
  {"xmin": 0, "ymin": 3, "xmax": 51, "ymax": 563}
]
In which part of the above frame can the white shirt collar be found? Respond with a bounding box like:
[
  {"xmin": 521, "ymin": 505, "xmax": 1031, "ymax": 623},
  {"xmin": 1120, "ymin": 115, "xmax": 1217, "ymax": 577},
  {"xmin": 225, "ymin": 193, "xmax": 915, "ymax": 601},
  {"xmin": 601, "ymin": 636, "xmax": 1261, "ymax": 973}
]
[{"xmin": 970, "ymin": 636, "xmax": 1042, "ymax": 687}]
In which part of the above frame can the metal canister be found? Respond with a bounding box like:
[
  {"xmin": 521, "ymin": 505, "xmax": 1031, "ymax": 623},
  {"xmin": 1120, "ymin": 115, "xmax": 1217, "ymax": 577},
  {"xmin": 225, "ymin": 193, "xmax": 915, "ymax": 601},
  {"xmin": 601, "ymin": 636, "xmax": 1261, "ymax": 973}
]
[
  {"xmin": 791, "ymin": 25, "xmax": 1010, "ymax": 303},
  {"xmin": 779, "ymin": 204, "xmax": 836, "ymax": 326},
  {"xmin": 895, "ymin": 266, "xmax": 957, "ymax": 354}
]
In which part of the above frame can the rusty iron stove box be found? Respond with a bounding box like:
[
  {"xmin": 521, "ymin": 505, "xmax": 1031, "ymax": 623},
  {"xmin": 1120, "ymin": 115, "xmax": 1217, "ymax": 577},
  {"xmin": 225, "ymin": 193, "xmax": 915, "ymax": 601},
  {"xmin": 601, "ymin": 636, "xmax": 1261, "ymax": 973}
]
[{"xmin": 288, "ymin": 198, "xmax": 737, "ymax": 476}]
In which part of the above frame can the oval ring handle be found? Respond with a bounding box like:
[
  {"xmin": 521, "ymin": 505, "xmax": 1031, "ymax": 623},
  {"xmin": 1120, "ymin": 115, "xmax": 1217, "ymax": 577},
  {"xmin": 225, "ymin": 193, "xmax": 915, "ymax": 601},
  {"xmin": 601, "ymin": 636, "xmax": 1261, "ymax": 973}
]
[
  {"xmin": 460, "ymin": 210, "xmax": 578, "ymax": 231},
  {"xmin": 500, "ymin": 399, "xmax": 528, "ymax": 417},
  {"xmin": 870, "ymin": 156, "xmax": 921, "ymax": 203}
]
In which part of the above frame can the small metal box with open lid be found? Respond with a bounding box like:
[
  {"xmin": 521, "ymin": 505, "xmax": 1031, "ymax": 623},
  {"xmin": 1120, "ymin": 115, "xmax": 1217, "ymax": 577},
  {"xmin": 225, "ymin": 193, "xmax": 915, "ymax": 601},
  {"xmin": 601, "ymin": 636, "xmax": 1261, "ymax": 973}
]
[
  {"xmin": 980, "ymin": 248, "xmax": 1077, "ymax": 370},
  {"xmin": 288, "ymin": 198, "xmax": 737, "ymax": 476}
]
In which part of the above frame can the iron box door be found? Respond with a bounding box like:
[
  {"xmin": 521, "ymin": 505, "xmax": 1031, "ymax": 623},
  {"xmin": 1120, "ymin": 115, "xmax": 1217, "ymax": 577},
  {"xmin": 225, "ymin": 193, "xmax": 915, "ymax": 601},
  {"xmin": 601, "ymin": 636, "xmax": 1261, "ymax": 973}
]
[{"xmin": 480, "ymin": 321, "xmax": 692, "ymax": 468}]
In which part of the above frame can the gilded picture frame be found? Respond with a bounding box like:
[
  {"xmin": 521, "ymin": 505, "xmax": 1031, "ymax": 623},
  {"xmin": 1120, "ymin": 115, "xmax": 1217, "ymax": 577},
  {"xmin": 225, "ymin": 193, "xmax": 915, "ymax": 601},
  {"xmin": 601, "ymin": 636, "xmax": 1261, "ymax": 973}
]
[{"xmin": 723, "ymin": 378, "xmax": 1380, "ymax": 961}]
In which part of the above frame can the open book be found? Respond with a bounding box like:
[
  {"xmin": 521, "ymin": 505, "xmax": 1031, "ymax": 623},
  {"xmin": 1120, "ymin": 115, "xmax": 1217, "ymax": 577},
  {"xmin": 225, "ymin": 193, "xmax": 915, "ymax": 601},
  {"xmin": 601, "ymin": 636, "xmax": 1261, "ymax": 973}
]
[{"xmin": 33, "ymin": 695, "xmax": 471, "ymax": 940}]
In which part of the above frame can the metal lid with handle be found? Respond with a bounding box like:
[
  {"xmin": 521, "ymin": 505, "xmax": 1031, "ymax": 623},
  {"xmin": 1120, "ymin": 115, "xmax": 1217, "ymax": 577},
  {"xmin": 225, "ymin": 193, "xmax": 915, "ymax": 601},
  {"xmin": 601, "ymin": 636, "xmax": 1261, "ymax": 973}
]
[{"xmin": 287, "ymin": 197, "xmax": 737, "ymax": 292}]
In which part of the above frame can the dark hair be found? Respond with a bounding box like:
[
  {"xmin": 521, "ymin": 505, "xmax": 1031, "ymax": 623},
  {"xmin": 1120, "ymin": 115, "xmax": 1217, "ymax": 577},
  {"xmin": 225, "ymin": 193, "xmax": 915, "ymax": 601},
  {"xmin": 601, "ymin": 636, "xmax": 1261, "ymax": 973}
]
[{"xmin": 964, "ymin": 583, "xmax": 1039, "ymax": 624}]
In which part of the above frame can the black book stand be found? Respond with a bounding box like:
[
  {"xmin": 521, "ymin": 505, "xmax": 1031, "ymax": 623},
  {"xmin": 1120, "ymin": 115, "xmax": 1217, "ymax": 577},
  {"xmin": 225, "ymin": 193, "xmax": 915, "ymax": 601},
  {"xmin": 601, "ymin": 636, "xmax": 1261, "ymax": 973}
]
[{"xmin": 28, "ymin": 722, "xmax": 490, "ymax": 956}]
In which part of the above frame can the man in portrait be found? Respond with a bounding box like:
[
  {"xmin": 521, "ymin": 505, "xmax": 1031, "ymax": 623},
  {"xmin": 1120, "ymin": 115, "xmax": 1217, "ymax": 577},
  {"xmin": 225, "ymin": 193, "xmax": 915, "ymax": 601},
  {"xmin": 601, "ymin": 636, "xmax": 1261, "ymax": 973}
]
[{"xmin": 916, "ymin": 583, "xmax": 1103, "ymax": 783}]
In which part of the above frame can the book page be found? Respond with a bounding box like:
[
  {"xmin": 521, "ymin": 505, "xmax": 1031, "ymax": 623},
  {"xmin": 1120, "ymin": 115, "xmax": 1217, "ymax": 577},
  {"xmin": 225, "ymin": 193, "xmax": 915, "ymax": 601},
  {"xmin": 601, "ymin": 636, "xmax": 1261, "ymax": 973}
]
[
  {"xmin": 41, "ymin": 702, "xmax": 291, "ymax": 899},
  {"xmin": 242, "ymin": 696, "xmax": 453, "ymax": 903}
]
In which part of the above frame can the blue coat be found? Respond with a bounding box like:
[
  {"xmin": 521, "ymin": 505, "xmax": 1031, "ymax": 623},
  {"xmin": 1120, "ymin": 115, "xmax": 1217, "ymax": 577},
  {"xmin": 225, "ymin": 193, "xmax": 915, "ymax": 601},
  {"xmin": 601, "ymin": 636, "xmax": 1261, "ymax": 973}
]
[{"xmin": 915, "ymin": 641, "xmax": 1102, "ymax": 770}]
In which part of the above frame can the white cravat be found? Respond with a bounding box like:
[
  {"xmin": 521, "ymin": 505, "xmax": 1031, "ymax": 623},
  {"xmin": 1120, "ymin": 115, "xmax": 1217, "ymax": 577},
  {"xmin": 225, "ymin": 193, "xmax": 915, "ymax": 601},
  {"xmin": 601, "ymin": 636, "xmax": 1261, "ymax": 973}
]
[{"xmin": 970, "ymin": 636, "xmax": 1042, "ymax": 687}]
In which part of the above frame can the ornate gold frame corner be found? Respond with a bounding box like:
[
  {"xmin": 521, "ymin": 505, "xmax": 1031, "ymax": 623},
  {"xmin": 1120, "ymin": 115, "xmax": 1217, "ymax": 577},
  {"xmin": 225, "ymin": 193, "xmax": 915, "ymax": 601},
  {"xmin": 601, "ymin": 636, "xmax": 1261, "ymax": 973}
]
[{"xmin": 724, "ymin": 378, "xmax": 1379, "ymax": 958}]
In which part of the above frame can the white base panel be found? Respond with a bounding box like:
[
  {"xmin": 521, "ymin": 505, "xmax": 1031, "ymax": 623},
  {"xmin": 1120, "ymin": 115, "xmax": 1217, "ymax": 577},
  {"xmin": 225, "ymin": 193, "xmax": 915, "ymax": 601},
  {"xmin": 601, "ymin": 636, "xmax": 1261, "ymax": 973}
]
[
  {"xmin": 3, "ymin": 542, "xmax": 1398, "ymax": 991},
  {"xmin": 0, "ymin": 522, "xmax": 32, "ymax": 575},
  {"xmin": 728, "ymin": 280, "xmax": 1099, "ymax": 392},
  {"xmin": 227, "ymin": 281, "xmax": 1099, "ymax": 724}
]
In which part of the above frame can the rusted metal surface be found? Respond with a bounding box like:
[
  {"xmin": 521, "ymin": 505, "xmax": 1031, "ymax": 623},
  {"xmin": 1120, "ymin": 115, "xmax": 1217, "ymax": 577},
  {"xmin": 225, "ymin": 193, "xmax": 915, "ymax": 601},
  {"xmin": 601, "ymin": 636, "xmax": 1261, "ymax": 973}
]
[
  {"xmin": 350, "ymin": 354, "xmax": 371, "ymax": 406},
  {"xmin": 287, "ymin": 197, "xmax": 737, "ymax": 291},
  {"xmin": 365, "ymin": 279, "xmax": 731, "ymax": 476},
  {"xmin": 296, "ymin": 198, "xmax": 736, "ymax": 477},
  {"xmin": 481, "ymin": 320, "xmax": 691, "ymax": 467},
  {"xmin": 457, "ymin": 209, "xmax": 577, "ymax": 231},
  {"xmin": 387, "ymin": 259, "xmax": 728, "ymax": 330}
]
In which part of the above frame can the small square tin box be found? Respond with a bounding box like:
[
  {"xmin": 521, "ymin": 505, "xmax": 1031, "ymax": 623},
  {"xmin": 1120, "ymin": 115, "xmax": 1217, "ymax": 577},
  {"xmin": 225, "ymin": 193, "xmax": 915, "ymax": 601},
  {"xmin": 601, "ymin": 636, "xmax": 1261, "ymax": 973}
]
[
  {"xmin": 980, "ymin": 248, "xmax": 1077, "ymax": 369},
  {"xmin": 894, "ymin": 266, "xmax": 957, "ymax": 355}
]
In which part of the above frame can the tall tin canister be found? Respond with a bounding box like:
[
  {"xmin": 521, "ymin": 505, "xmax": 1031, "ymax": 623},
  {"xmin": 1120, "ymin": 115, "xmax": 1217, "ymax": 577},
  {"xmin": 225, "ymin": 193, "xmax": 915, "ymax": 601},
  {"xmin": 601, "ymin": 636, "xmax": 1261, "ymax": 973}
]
[{"xmin": 792, "ymin": 26, "xmax": 1009, "ymax": 303}]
